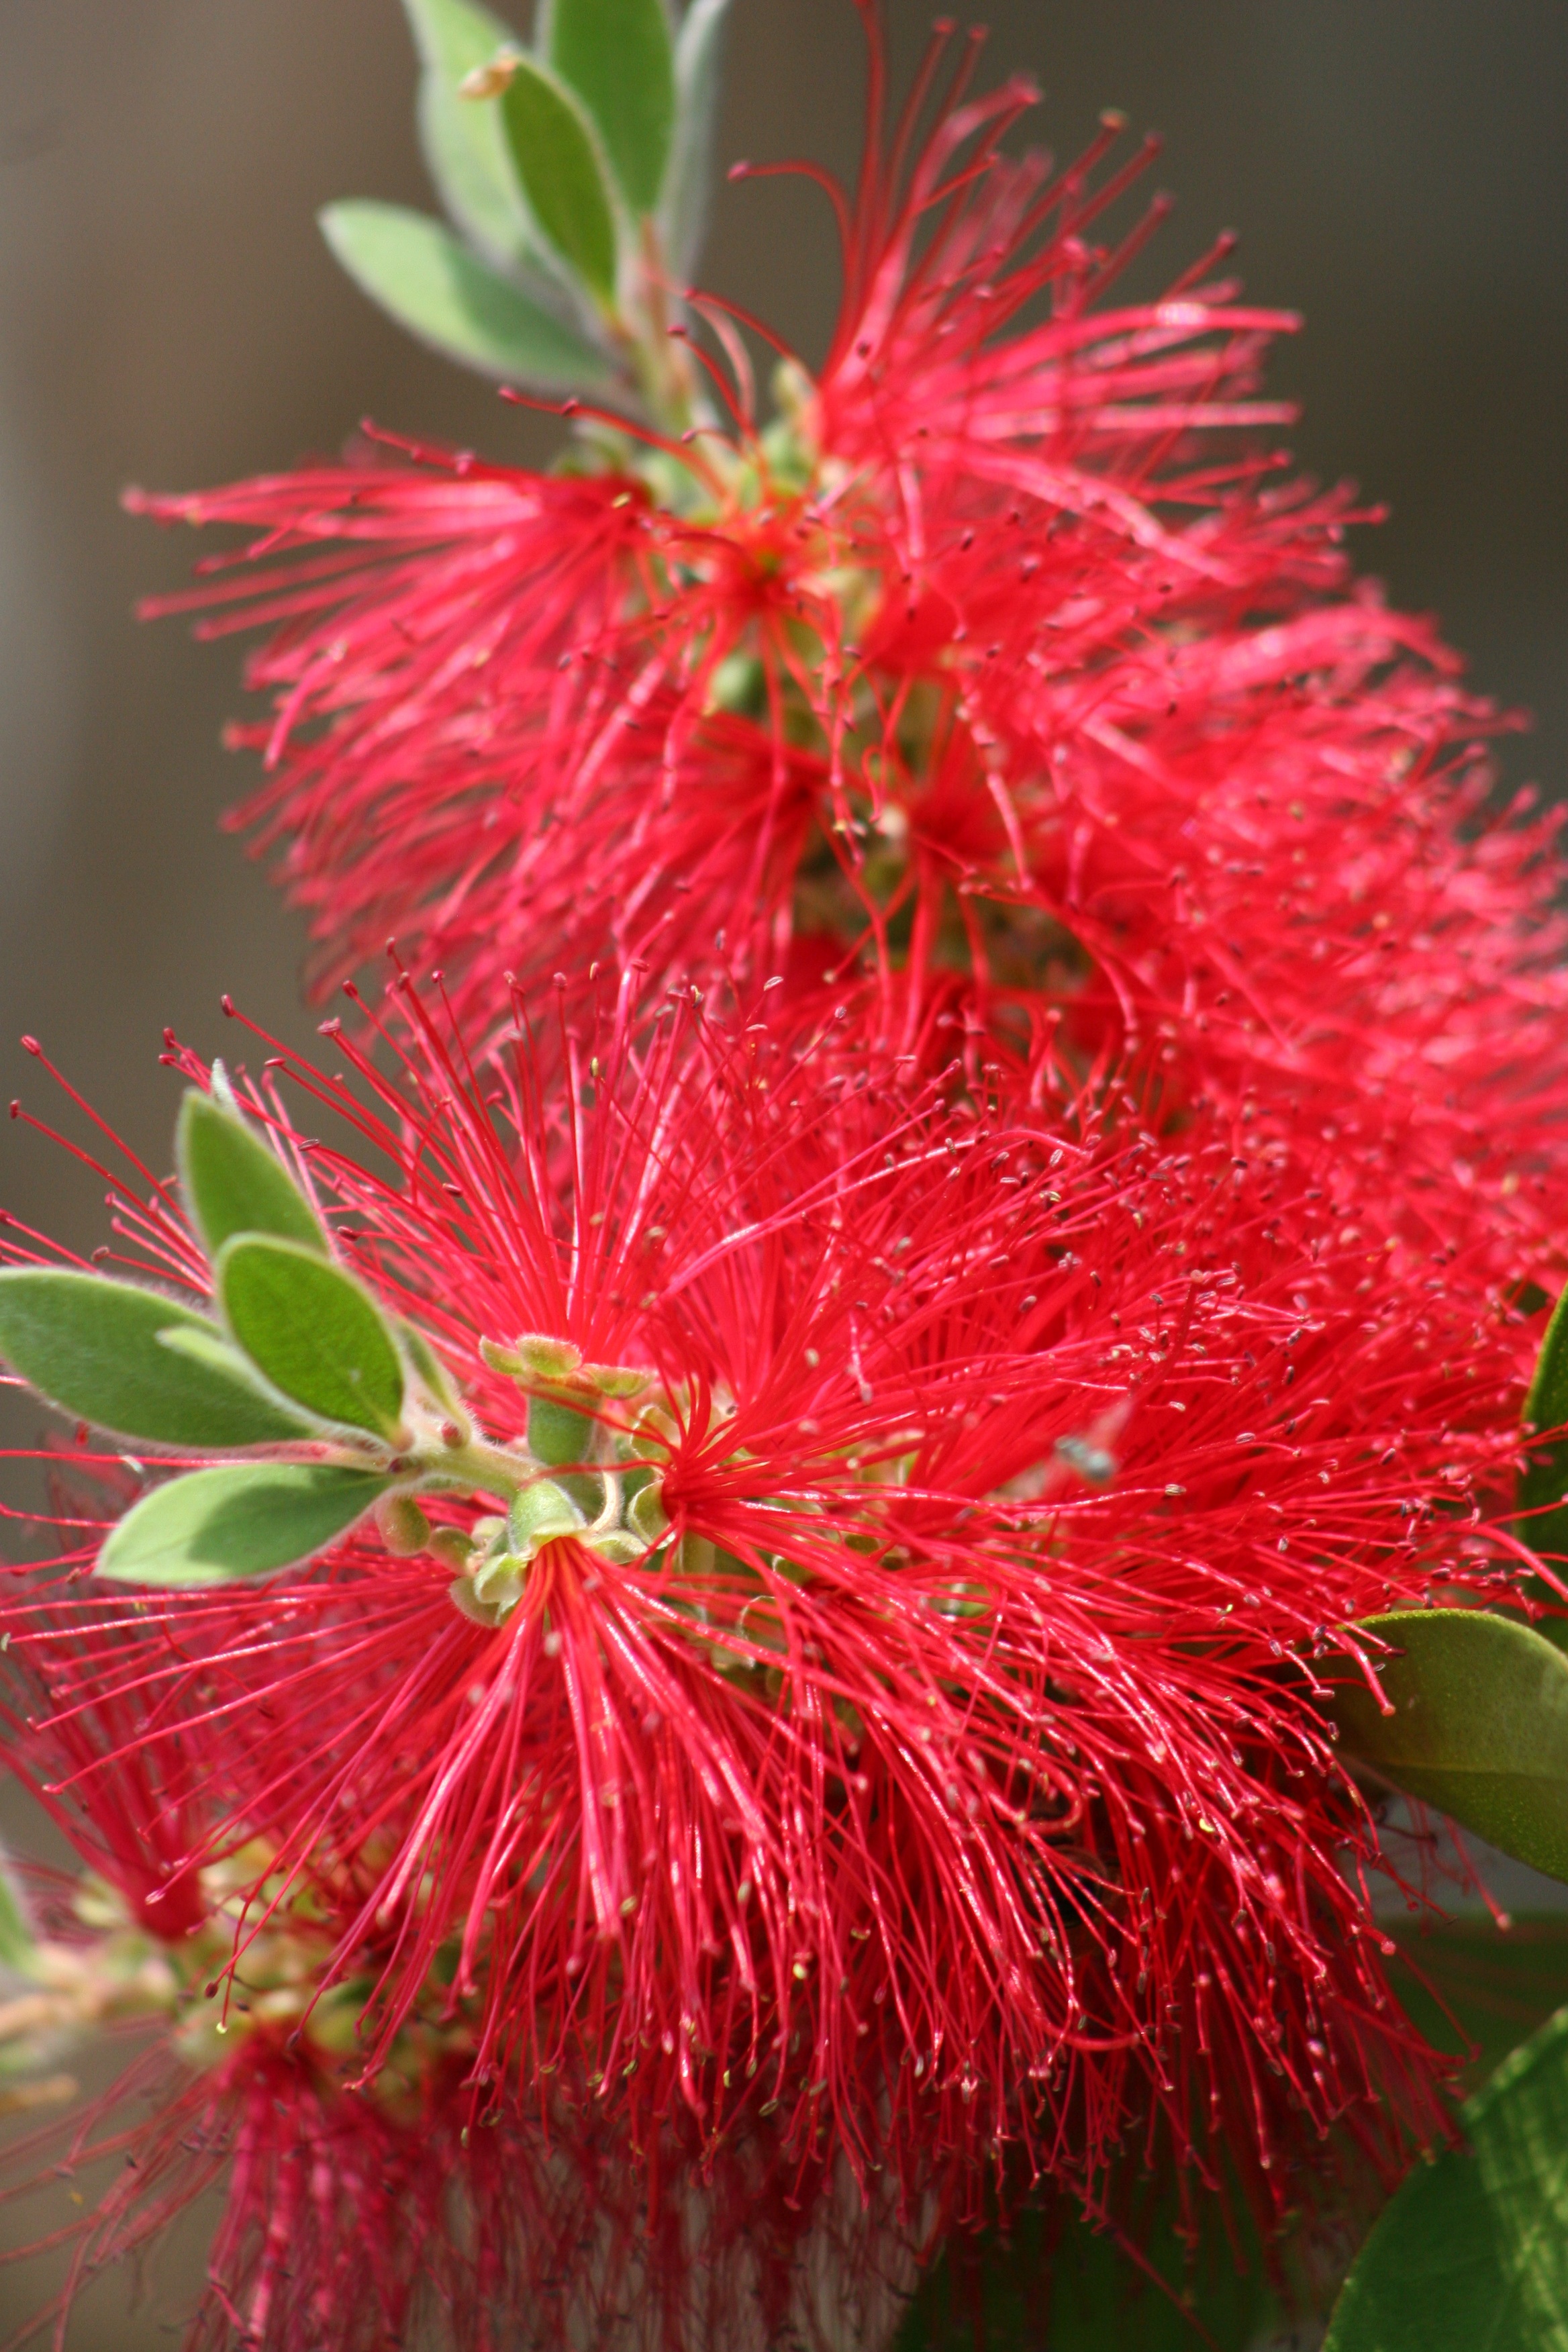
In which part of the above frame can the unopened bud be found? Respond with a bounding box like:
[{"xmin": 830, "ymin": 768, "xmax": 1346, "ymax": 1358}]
[
  {"xmin": 458, "ymin": 48, "xmax": 521, "ymax": 101},
  {"xmin": 507, "ymin": 1479, "xmax": 582, "ymax": 1556},
  {"xmin": 582, "ymin": 1360, "xmax": 655, "ymax": 1400},
  {"xmin": 626, "ymin": 1481, "xmax": 669, "ymax": 1545},
  {"xmin": 426, "ymin": 1526, "xmax": 475, "ymax": 1575},
  {"xmin": 589, "ymin": 1531, "xmax": 644, "ymax": 1567},
  {"xmin": 375, "ymin": 1494, "xmax": 432, "ymax": 1557},
  {"xmin": 514, "ymin": 1334, "xmax": 585, "ymax": 1383}
]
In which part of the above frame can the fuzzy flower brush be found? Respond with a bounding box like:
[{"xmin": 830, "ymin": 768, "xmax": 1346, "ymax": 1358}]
[
  {"xmin": 5, "ymin": 6, "xmax": 1568, "ymax": 2351},
  {"xmin": 1, "ymin": 962, "xmax": 1563, "ymax": 2349}
]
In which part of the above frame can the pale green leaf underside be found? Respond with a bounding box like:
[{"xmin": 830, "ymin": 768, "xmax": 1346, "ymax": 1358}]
[
  {"xmin": 546, "ymin": 0, "xmax": 675, "ymax": 216},
  {"xmin": 0, "ymin": 1268, "xmax": 307, "ymax": 1450},
  {"xmin": 320, "ymin": 201, "xmax": 614, "ymax": 387},
  {"xmin": 1333, "ymin": 1609, "xmax": 1568, "ymax": 1884},
  {"xmin": 1324, "ymin": 2004, "xmax": 1568, "ymax": 2352},
  {"xmin": 99, "ymin": 1463, "xmax": 393, "ymax": 1586}
]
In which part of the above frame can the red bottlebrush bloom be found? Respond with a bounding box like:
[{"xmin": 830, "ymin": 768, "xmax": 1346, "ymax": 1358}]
[
  {"xmin": 0, "ymin": 1612, "xmax": 919, "ymax": 2352},
  {"xmin": 126, "ymin": 11, "xmax": 1568, "ymax": 1246},
  {"xmin": 0, "ymin": 977, "xmax": 1552, "ymax": 2258}
]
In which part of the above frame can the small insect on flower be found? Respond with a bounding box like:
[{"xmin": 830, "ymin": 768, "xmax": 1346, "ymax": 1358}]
[{"xmin": 0, "ymin": 971, "xmax": 1545, "ymax": 2243}]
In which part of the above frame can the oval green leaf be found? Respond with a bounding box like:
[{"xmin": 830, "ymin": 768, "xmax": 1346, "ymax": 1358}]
[
  {"xmin": 320, "ymin": 201, "xmax": 615, "ymax": 387},
  {"xmin": 0, "ymin": 1268, "xmax": 310, "ymax": 1449},
  {"xmin": 545, "ymin": 0, "xmax": 675, "ymax": 216},
  {"xmin": 401, "ymin": 0, "xmax": 534, "ymax": 264},
  {"xmin": 1324, "ymin": 2002, "xmax": 1568, "ymax": 2352},
  {"xmin": 99, "ymin": 1463, "xmax": 393, "ymax": 1586},
  {"xmin": 217, "ymin": 1237, "xmax": 406, "ymax": 1438},
  {"xmin": 497, "ymin": 58, "xmax": 620, "ymax": 305},
  {"xmin": 1332, "ymin": 1610, "xmax": 1568, "ymax": 1884},
  {"xmin": 177, "ymin": 1089, "xmax": 328, "ymax": 1265}
]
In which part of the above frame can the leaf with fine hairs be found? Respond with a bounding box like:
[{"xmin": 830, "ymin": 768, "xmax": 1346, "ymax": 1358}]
[
  {"xmin": 99, "ymin": 1462, "xmax": 393, "ymax": 1586},
  {"xmin": 320, "ymin": 201, "xmax": 616, "ymax": 387},
  {"xmin": 177, "ymin": 1087, "xmax": 328, "ymax": 1263},
  {"xmin": 217, "ymin": 1236, "xmax": 407, "ymax": 1439},
  {"xmin": 0, "ymin": 1268, "xmax": 310, "ymax": 1450}
]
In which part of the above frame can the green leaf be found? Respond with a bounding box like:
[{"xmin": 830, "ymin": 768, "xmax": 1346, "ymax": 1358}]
[
  {"xmin": 0, "ymin": 1269, "xmax": 310, "ymax": 1450},
  {"xmin": 320, "ymin": 201, "xmax": 615, "ymax": 387},
  {"xmin": 400, "ymin": 0, "xmax": 534, "ymax": 264},
  {"xmin": 661, "ymin": 0, "xmax": 732, "ymax": 276},
  {"xmin": 154, "ymin": 1318, "xmax": 326, "ymax": 1417},
  {"xmin": 1332, "ymin": 1610, "xmax": 1568, "ymax": 1885},
  {"xmin": 1521, "ymin": 1285, "xmax": 1568, "ymax": 1557},
  {"xmin": 544, "ymin": 0, "xmax": 675, "ymax": 216},
  {"xmin": 1323, "ymin": 2001, "xmax": 1568, "ymax": 2352},
  {"xmin": 99, "ymin": 1463, "xmax": 393, "ymax": 1586},
  {"xmin": 497, "ymin": 58, "xmax": 620, "ymax": 306},
  {"xmin": 177, "ymin": 1089, "xmax": 327, "ymax": 1265},
  {"xmin": 0, "ymin": 1866, "xmax": 36, "ymax": 1973},
  {"xmin": 217, "ymin": 1238, "xmax": 406, "ymax": 1439}
]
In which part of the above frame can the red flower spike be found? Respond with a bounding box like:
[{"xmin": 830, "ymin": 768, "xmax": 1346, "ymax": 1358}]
[
  {"xmin": 0, "ymin": 980, "xmax": 1546, "ymax": 2246},
  {"xmin": 125, "ymin": 26, "xmax": 1568, "ymax": 1387}
]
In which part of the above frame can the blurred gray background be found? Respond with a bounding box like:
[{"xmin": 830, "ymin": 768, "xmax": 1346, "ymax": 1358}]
[{"xmin": 0, "ymin": 1, "xmax": 1563, "ymax": 2341}]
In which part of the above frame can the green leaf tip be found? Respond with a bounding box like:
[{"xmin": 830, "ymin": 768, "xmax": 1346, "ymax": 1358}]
[
  {"xmin": 546, "ymin": 0, "xmax": 676, "ymax": 217},
  {"xmin": 99, "ymin": 1462, "xmax": 394, "ymax": 1587},
  {"xmin": 1332, "ymin": 1608, "xmax": 1568, "ymax": 1885},
  {"xmin": 400, "ymin": 0, "xmax": 534, "ymax": 266},
  {"xmin": 177, "ymin": 1085, "xmax": 328, "ymax": 1265},
  {"xmin": 1324, "ymin": 2000, "xmax": 1568, "ymax": 2351},
  {"xmin": 495, "ymin": 57, "xmax": 620, "ymax": 305},
  {"xmin": 217, "ymin": 1236, "xmax": 407, "ymax": 1440},
  {"xmin": 320, "ymin": 201, "xmax": 615, "ymax": 388},
  {"xmin": 0, "ymin": 1267, "xmax": 310, "ymax": 1450}
]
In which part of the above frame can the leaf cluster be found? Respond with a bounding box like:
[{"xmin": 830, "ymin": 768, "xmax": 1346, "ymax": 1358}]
[
  {"xmin": 322, "ymin": 0, "xmax": 732, "ymax": 399},
  {"xmin": 0, "ymin": 1079, "xmax": 424, "ymax": 1583}
]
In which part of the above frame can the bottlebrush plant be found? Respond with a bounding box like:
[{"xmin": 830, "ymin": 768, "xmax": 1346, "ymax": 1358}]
[{"xmin": 3, "ymin": 5, "xmax": 1568, "ymax": 2351}]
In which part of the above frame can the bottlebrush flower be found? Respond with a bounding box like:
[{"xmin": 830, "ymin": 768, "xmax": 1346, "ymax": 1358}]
[
  {"xmin": 0, "ymin": 1597, "xmax": 917, "ymax": 2352},
  {"xmin": 0, "ymin": 976, "xmax": 1549, "ymax": 2255},
  {"xmin": 126, "ymin": 5, "xmax": 1568, "ymax": 1242}
]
